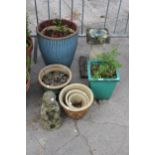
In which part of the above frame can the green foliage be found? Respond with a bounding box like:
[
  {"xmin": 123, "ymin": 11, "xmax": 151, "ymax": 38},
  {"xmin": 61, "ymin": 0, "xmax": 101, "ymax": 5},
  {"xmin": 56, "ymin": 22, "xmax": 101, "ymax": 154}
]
[
  {"xmin": 26, "ymin": 55, "xmax": 31, "ymax": 72},
  {"xmin": 52, "ymin": 19, "xmax": 74, "ymax": 34},
  {"xmin": 26, "ymin": 69, "xmax": 30, "ymax": 81},
  {"xmin": 53, "ymin": 19, "xmax": 62, "ymax": 27},
  {"xmin": 26, "ymin": 12, "xmax": 31, "ymax": 47},
  {"xmin": 26, "ymin": 13, "xmax": 31, "ymax": 82},
  {"xmin": 92, "ymin": 49, "xmax": 122, "ymax": 79}
]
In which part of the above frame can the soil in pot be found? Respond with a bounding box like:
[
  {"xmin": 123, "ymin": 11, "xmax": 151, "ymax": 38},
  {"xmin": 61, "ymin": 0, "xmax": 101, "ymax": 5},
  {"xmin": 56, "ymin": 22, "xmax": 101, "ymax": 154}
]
[
  {"xmin": 41, "ymin": 20, "xmax": 75, "ymax": 38},
  {"xmin": 42, "ymin": 27, "xmax": 74, "ymax": 38},
  {"xmin": 42, "ymin": 71, "xmax": 69, "ymax": 86},
  {"xmin": 91, "ymin": 64, "xmax": 117, "ymax": 78},
  {"xmin": 72, "ymin": 100, "xmax": 83, "ymax": 108}
]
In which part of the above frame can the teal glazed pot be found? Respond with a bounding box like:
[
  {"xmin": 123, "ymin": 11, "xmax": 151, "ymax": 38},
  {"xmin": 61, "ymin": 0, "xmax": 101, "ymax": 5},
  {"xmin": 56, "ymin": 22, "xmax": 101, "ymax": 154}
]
[
  {"xmin": 37, "ymin": 19, "xmax": 78, "ymax": 66},
  {"xmin": 87, "ymin": 60, "xmax": 120, "ymax": 100}
]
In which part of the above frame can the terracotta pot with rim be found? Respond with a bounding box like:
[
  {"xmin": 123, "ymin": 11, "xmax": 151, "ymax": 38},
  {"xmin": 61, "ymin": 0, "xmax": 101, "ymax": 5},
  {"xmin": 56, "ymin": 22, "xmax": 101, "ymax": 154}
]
[
  {"xmin": 26, "ymin": 72, "xmax": 30, "ymax": 93},
  {"xmin": 26, "ymin": 37, "xmax": 33, "ymax": 57},
  {"xmin": 59, "ymin": 83, "xmax": 94, "ymax": 119}
]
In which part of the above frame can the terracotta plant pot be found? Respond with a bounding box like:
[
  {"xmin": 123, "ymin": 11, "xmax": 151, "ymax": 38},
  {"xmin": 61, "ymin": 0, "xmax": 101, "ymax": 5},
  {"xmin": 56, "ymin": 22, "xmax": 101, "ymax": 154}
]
[
  {"xmin": 59, "ymin": 83, "xmax": 94, "ymax": 119},
  {"xmin": 26, "ymin": 37, "xmax": 33, "ymax": 58},
  {"xmin": 26, "ymin": 73, "xmax": 30, "ymax": 93},
  {"xmin": 38, "ymin": 64, "xmax": 72, "ymax": 93}
]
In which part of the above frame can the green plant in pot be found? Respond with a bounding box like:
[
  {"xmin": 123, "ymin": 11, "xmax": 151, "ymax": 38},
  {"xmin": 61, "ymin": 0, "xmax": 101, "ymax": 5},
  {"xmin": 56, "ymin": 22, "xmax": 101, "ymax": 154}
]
[
  {"xmin": 26, "ymin": 12, "xmax": 33, "ymax": 57},
  {"xmin": 87, "ymin": 49, "xmax": 122, "ymax": 100},
  {"xmin": 37, "ymin": 18, "xmax": 78, "ymax": 66},
  {"xmin": 42, "ymin": 19, "xmax": 75, "ymax": 37},
  {"xmin": 26, "ymin": 55, "xmax": 31, "ymax": 71}
]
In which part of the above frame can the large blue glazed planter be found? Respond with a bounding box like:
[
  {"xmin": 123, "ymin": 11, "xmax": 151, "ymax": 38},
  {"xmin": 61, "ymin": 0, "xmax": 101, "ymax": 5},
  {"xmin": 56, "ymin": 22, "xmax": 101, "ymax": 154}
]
[
  {"xmin": 87, "ymin": 60, "xmax": 120, "ymax": 100},
  {"xmin": 37, "ymin": 19, "xmax": 78, "ymax": 66}
]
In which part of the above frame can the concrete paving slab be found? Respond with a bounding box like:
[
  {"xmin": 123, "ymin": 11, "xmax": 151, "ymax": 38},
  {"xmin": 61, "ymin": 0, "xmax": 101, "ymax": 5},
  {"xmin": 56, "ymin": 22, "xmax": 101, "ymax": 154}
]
[
  {"xmin": 27, "ymin": 37, "xmax": 128, "ymax": 155},
  {"xmin": 55, "ymin": 136, "xmax": 91, "ymax": 155},
  {"xmin": 27, "ymin": 131, "xmax": 45, "ymax": 155},
  {"xmin": 76, "ymin": 120, "xmax": 128, "ymax": 155}
]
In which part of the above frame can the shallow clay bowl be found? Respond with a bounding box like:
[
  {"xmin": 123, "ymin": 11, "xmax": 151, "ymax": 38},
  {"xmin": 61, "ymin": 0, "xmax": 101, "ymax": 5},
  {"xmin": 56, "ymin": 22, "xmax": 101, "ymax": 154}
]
[{"xmin": 38, "ymin": 64, "xmax": 72, "ymax": 93}]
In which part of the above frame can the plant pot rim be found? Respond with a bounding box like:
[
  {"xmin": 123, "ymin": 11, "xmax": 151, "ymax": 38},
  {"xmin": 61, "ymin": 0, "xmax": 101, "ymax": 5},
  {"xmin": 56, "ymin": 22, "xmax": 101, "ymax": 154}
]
[
  {"xmin": 65, "ymin": 89, "xmax": 88, "ymax": 104},
  {"xmin": 87, "ymin": 60, "xmax": 120, "ymax": 82},
  {"xmin": 68, "ymin": 93, "xmax": 88, "ymax": 108},
  {"xmin": 65, "ymin": 89, "xmax": 88, "ymax": 109},
  {"xmin": 37, "ymin": 18, "xmax": 78, "ymax": 40},
  {"xmin": 59, "ymin": 83, "xmax": 94, "ymax": 112},
  {"xmin": 26, "ymin": 36, "xmax": 33, "ymax": 52},
  {"xmin": 38, "ymin": 64, "xmax": 72, "ymax": 90}
]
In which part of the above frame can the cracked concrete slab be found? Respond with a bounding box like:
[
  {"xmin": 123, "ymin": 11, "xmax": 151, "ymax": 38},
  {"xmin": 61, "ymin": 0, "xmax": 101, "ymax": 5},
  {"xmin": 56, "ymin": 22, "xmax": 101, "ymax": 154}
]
[
  {"xmin": 55, "ymin": 136, "xmax": 91, "ymax": 155},
  {"xmin": 27, "ymin": 116, "xmax": 79, "ymax": 154},
  {"xmin": 76, "ymin": 120, "xmax": 128, "ymax": 155},
  {"xmin": 27, "ymin": 37, "xmax": 128, "ymax": 155},
  {"xmin": 84, "ymin": 101, "xmax": 128, "ymax": 126},
  {"xmin": 27, "ymin": 131, "xmax": 45, "ymax": 155}
]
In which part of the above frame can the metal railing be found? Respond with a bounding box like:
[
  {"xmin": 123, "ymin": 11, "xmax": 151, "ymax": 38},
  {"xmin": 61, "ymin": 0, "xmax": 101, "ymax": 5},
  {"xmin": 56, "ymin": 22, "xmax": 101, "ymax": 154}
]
[{"xmin": 32, "ymin": 0, "xmax": 129, "ymax": 62}]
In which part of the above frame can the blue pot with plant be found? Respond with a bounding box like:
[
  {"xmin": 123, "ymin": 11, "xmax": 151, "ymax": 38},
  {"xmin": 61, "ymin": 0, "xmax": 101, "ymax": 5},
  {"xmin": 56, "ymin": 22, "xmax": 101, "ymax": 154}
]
[
  {"xmin": 37, "ymin": 19, "xmax": 78, "ymax": 66},
  {"xmin": 87, "ymin": 49, "xmax": 122, "ymax": 100}
]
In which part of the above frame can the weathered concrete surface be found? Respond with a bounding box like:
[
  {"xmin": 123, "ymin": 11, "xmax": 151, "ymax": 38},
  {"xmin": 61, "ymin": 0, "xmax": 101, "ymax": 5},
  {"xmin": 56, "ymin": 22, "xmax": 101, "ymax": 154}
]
[
  {"xmin": 27, "ymin": 1, "xmax": 128, "ymax": 154},
  {"xmin": 26, "ymin": 37, "xmax": 129, "ymax": 155}
]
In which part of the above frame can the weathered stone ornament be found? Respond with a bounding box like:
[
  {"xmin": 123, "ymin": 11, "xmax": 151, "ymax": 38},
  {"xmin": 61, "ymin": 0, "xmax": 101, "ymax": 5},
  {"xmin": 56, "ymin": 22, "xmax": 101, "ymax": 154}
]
[
  {"xmin": 86, "ymin": 28, "xmax": 110, "ymax": 59},
  {"xmin": 86, "ymin": 28, "xmax": 110, "ymax": 45},
  {"xmin": 79, "ymin": 28, "xmax": 110, "ymax": 78},
  {"xmin": 40, "ymin": 91, "xmax": 62, "ymax": 130}
]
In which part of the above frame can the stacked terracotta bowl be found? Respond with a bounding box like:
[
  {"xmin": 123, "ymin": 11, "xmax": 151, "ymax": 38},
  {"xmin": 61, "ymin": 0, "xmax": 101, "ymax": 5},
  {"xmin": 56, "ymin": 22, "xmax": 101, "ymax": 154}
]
[{"xmin": 59, "ymin": 83, "xmax": 94, "ymax": 119}]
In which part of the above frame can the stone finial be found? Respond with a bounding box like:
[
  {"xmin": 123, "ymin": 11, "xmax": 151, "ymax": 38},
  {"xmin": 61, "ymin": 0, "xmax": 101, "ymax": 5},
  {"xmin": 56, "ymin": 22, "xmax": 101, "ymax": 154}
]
[
  {"xmin": 40, "ymin": 91, "xmax": 62, "ymax": 130},
  {"xmin": 86, "ymin": 28, "xmax": 110, "ymax": 45}
]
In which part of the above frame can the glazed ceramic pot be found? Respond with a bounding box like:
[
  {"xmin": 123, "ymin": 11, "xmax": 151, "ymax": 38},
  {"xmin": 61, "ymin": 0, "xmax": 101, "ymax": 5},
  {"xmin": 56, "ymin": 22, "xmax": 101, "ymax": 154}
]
[
  {"xmin": 59, "ymin": 83, "xmax": 94, "ymax": 119},
  {"xmin": 37, "ymin": 19, "xmax": 78, "ymax": 66},
  {"xmin": 87, "ymin": 60, "xmax": 120, "ymax": 99},
  {"xmin": 38, "ymin": 64, "xmax": 72, "ymax": 93}
]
